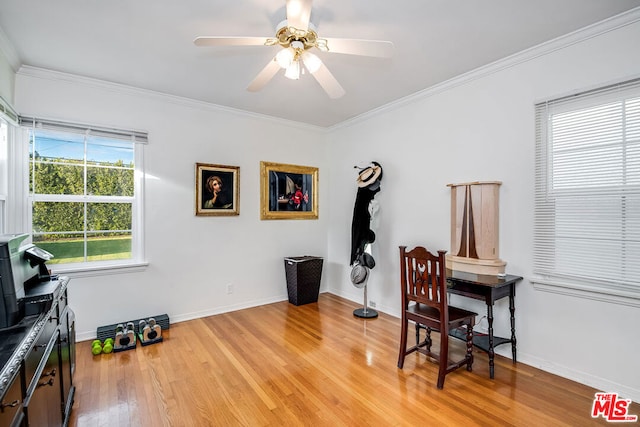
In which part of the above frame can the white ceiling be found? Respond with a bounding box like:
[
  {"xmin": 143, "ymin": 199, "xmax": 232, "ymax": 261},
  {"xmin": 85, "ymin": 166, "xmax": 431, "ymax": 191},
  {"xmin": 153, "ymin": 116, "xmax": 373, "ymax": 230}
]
[{"xmin": 1, "ymin": 0, "xmax": 639, "ymax": 127}]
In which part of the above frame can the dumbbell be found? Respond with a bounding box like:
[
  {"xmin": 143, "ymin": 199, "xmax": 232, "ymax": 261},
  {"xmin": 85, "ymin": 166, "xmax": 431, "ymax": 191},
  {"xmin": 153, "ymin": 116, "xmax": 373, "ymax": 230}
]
[
  {"xmin": 91, "ymin": 337, "xmax": 114, "ymax": 355},
  {"xmin": 148, "ymin": 317, "xmax": 161, "ymax": 340},
  {"xmin": 125, "ymin": 322, "xmax": 136, "ymax": 346},
  {"xmin": 115, "ymin": 323, "xmax": 129, "ymax": 348},
  {"xmin": 103, "ymin": 338, "xmax": 114, "ymax": 354},
  {"xmin": 91, "ymin": 339, "xmax": 102, "ymax": 355},
  {"xmin": 139, "ymin": 319, "xmax": 149, "ymax": 342},
  {"xmin": 139, "ymin": 317, "xmax": 162, "ymax": 342}
]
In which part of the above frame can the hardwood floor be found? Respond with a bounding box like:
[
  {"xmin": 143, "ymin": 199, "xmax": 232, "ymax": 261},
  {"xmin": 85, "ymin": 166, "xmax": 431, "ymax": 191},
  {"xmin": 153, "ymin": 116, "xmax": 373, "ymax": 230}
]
[{"xmin": 69, "ymin": 294, "xmax": 638, "ymax": 426}]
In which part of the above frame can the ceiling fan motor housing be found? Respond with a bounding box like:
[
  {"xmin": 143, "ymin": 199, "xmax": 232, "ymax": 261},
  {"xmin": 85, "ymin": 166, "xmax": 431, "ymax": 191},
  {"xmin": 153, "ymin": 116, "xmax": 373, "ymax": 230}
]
[{"xmin": 271, "ymin": 20, "xmax": 326, "ymax": 51}]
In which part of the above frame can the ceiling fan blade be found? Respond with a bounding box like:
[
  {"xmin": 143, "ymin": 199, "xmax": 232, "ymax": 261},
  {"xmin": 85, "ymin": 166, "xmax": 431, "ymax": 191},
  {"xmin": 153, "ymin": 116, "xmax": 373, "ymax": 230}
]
[
  {"xmin": 194, "ymin": 36, "xmax": 268, "ymax": 47},
  {"xmin": 247, "ymin": 59, "xmax": 281, "ymax": 92},
  {"xmin": 309, "ymin": 63, "xmax": 345, "ymax": 99},
  {"xmin": 286, "ymin": 0, "xmax": 312, "ymax": 31},
  {"xmin": 324, "ymin": 38, "xmax": 394, "ymax": 58}
]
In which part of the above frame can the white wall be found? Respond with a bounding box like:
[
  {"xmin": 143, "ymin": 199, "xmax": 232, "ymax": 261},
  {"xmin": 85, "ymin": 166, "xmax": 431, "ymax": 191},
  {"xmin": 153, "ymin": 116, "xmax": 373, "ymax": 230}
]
[
  {"xmin": 14, "ymin": 68, "xmax": 329, "ymax": 341},
  {"xmin": 0, "ymin": 47, "xmax": 15, "ymax": 104},
  {"xmin": 326, "ymin": 20, "xmax": 640, "ymax": 401}
]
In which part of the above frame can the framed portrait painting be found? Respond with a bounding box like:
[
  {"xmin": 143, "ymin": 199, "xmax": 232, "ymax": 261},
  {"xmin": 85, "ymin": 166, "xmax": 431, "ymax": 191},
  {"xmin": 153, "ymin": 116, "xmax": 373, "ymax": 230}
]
[
  {"xmin": 260, "ymin": 161, "xmax": 318, "ymax": 220},
  {"xmin": 195, "ymin": 163, "xmax": 240, "ymax": 216}
]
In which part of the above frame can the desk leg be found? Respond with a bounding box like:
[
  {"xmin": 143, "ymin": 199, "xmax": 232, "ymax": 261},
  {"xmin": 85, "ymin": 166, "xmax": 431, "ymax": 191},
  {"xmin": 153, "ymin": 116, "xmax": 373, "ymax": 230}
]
[
  {"xmin": 510, "ymin": 287, "xmax": 517, "ymax": 363},
  {"xmin": 486, "ymin": 302, "xmax": 495, "ymax": 379}
]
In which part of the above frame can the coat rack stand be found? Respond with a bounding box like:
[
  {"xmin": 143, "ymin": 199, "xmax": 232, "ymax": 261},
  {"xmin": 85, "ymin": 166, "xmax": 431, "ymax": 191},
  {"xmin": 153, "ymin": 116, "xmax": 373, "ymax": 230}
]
[{"xmin": 353, "ymin": 281, "xmax": 378, "ymax": 318}]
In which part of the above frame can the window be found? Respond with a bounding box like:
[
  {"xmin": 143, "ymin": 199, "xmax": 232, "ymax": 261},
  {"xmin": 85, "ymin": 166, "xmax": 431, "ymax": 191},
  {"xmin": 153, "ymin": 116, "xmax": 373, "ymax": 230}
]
[
  {"xmin": 534, "ymin": 79, "xmax": 640, "ymax": 303},
  {"xmin": 20, "ymin": 117, "xmax": 147, "ymax": 272}
]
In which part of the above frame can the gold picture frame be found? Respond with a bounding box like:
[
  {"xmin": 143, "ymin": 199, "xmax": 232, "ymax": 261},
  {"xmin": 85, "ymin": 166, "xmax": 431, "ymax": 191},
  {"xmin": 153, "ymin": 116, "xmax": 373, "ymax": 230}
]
[
  {"xmin": 260, "ymin": 161, "xmax": 318, "ymax": 220},
  {"xmin": 195, "ymin": 163, "xmax": 240, "ymax": 216}
]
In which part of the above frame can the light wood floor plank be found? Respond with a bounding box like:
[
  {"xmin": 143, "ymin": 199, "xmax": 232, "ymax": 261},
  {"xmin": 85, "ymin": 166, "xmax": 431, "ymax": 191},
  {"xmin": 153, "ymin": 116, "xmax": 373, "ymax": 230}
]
[{"xmin": 69, "ymin": 294, "xmax": 638, "ymax": 426}]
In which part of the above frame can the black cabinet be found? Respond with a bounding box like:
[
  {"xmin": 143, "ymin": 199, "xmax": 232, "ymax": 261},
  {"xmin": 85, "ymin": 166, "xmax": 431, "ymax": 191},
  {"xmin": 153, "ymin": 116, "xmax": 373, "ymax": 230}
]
[
  {"xmin": 58, "ymin": 305, "xmax": 75, "ymax": 426},
  {"xmin": 23, "ymin": 329, "xmax": 62, "ymax": 427},
  {"xmin": 0, "ymin": 277, "xmax": 75, "ymax": 427},
  {"xmin": 0, "ymin": 370, "xmax": 23, "ymax": 427}
]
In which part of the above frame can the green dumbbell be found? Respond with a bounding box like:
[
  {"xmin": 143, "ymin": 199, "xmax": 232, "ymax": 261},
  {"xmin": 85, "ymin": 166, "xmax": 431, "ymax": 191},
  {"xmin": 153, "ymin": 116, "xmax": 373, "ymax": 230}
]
[
  {"xmin": 102, "ymin": 340, "xmax": 113, "ymax": 354},
  {"xmin": 92, "ymin": 340, "xmax": 102, "ymax": 355}
]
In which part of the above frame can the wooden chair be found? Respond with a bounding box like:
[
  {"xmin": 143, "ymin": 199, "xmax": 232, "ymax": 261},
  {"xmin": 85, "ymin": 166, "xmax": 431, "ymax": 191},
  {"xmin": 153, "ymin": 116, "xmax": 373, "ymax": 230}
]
[{"xmin": 397, "ymin": 246, "xmax": 477, "ymax": 389}]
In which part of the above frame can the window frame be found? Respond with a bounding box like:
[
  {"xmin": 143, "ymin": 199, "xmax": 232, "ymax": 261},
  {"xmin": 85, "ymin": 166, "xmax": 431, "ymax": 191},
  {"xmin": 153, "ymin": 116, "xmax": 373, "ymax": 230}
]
[
  {"xmin": 0, "ymin": 99, "xmax": 20, "ymax": 236},
  {"xmin": 18, "ymin": 117, "xmax": 147, "ymax": 277},
  {"xmin": 532, "ymin": 79, "xmax": 640, "ymax": 307}
]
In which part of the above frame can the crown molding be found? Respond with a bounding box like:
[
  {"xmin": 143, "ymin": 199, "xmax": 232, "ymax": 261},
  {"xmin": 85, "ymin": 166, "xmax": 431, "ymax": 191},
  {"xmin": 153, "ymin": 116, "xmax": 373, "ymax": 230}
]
[
  {"xmin": 0, "ymin": 25, "xmax": 20, "ymax": 71},
  {"xmin": 11, "ymin": 6, "xmax": 640, "ymax": 133},
  {"xmin": 329, "ymin": 6, "xmax": 640, "ymax": 132},
  {"xmin": 16, "ymin": 65, "xmax": 326, "ymax": 133}
]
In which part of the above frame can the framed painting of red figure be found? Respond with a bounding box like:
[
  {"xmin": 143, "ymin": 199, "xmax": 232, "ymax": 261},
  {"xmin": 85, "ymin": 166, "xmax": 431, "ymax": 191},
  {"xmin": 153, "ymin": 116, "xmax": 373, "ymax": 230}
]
[
  {"xmin": 195, "ymin": 163, "xmax": 240, "ymax": 216},
  {"xmin": 260, "ymin": 161, "xmax": 318, "ymax": 220}
]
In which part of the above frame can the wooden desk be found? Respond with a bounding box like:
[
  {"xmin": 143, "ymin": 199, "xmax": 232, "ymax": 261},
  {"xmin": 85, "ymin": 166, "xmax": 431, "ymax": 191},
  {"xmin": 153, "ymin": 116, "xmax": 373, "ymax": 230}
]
[{"xmin": 446, "ymin": 269, "xmax": 523, "ymax": 379}]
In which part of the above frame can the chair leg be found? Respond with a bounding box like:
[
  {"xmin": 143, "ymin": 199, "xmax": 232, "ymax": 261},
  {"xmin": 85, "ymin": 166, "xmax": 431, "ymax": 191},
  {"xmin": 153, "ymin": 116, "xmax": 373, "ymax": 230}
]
[
  {"xmin": 414, "ymin": 322, "xmax": 421, "ymax": 347},
  {"xmin": 397, "ymin": 317, "xmax": 408, "ymax": 369},
  {"xmin": 437, "ymin": 332, "xmax": 449, "ymax": 389},
  {"xmin": 466, "ymin": 321, "xmax": 474, "ymax": 372},
  {"xmin": 426, "ymin": 327, "xmax": 432, "ymax": 352}
]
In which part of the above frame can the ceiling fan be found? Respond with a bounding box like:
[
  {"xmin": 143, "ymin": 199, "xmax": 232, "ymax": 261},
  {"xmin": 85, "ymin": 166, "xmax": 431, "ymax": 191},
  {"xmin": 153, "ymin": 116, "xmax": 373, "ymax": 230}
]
[{"xmin": 193, "ymin": 0, "xmax": 393, "ymax": 99}]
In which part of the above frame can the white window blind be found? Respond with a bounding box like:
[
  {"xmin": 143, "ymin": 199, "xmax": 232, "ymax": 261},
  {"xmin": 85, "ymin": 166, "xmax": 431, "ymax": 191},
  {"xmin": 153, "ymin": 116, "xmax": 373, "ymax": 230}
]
[{"xmin": 534, "ymin": 78, "xmax": 640, "ymax": 299}]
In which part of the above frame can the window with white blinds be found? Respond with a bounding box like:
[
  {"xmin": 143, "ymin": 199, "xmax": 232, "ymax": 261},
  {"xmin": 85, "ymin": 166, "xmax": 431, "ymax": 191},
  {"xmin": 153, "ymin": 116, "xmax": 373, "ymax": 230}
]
[
  {"xmin": 534, "ymin": 79, "xmax": 640, "ymax": 300},
  {"xmin": 16, "ymin": 116, "xmax": 148, "ymax": 274}
]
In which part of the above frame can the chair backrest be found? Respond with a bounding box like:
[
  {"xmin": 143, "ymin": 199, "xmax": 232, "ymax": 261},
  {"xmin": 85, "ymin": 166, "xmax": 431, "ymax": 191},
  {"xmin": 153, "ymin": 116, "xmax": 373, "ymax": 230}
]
[{"xmin": 399, "ymin": 246, "xmax": 449, "ymax": 322}]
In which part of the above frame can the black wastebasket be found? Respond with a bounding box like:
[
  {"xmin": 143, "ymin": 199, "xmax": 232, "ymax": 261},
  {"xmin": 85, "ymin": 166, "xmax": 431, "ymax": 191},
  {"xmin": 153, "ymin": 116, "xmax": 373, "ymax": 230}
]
[{"xmin": 284, "ymin": 256, "xmax": 323, "ymax": 306}]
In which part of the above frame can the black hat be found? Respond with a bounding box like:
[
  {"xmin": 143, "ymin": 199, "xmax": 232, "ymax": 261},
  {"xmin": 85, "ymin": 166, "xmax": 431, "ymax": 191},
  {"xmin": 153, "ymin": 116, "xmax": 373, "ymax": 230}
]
[{"xmin": 358, "ymin": 253, "xmax": 376, "ymax": 269}]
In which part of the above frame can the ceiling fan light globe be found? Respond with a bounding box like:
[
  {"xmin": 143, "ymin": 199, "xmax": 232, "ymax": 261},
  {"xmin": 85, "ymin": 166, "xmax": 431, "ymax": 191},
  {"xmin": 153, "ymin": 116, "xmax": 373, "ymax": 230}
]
[
  {"xmin": 287, "ymin": 1, "xmax": 303, "ymax": 18},
  {"xmin": 284, "ymin": 61, "xmax": 301, "ymax": 80},
  {"xmin": 276, "ymin": 48, "xmax": 295, "ymax": 69},
  {"xmin": 302, "ymin": 51, "xmax": 322, "ymax": 73}
]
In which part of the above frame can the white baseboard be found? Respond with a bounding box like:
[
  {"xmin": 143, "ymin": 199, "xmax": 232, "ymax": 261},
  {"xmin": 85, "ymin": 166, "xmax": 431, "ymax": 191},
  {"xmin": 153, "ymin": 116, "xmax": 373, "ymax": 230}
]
[
  {"xmin": 516, "ymin": 352, "xmax": 640, "ymax": 404},
  {"xmin": 76, "ymin": 293, "xmax": 290, "ymax": 342}
]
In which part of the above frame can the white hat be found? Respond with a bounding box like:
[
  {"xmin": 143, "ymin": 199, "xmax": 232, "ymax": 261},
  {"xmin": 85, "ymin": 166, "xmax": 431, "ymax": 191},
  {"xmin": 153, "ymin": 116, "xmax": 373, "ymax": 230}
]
[{"xmin": 356, "ymin": 164, "xmax": 382, "ymax": 188}]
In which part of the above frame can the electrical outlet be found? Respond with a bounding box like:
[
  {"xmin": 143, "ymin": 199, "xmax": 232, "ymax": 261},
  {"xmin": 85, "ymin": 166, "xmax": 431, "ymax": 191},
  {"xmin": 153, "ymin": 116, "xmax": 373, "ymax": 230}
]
[
  {"xmin": 476, "ymin": 316, "xmax": 488, "ymax": 334},
  {"xmin": 226, "ymin": 283, "xmax": 233, "ymax": 294},
  {"xmin": 369, "ymin": 300, "xmax": 377, "ymax": 308}
]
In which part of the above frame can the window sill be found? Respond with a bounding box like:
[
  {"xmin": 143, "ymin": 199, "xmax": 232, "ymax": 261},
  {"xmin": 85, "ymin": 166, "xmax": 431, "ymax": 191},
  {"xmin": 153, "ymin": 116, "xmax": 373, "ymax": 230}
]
[
  {"xmin": 531, "ymin": 276, "xmax": 640, "ymax": 308},
  {"xmin": 51, "ymin": 261, "xmax": 149, "ymax": 279}
]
